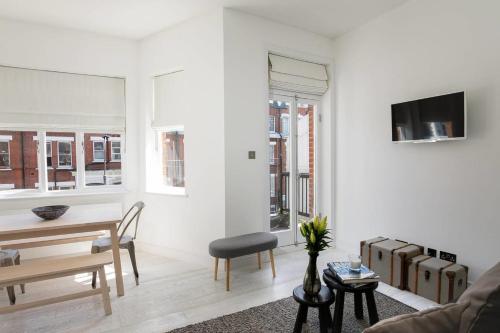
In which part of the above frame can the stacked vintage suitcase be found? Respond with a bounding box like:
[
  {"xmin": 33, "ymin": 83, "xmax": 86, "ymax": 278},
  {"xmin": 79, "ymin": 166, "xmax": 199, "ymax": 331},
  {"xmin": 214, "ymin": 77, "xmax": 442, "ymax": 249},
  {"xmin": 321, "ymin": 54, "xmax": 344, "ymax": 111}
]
[{"xmin": 360, "ymin": 237, "xmax": 468, "ymax": 304}]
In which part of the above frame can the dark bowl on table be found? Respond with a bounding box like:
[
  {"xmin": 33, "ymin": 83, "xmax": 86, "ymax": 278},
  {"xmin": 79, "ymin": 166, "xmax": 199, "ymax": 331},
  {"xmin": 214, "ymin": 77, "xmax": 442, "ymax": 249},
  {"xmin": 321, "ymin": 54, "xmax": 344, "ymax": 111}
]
[{"xmin": 32, "ymin": 205, "xmax": 70, "ymax": 220}]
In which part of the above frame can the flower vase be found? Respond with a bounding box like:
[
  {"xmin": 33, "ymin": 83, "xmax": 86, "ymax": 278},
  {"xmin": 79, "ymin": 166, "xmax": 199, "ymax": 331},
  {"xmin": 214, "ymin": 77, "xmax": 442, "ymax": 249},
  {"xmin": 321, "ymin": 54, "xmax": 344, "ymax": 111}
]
[{"xmin": 303, "ymin": 252, "xmax": 321, "ymax": 296}]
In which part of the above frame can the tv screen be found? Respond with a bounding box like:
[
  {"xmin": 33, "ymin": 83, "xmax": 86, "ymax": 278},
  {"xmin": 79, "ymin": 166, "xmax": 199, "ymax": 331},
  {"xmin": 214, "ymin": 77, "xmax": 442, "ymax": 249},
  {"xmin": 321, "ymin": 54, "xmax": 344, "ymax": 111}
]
[{"xmin": 391, "ymin": 91, "xmax": 466, "ymax": 142}]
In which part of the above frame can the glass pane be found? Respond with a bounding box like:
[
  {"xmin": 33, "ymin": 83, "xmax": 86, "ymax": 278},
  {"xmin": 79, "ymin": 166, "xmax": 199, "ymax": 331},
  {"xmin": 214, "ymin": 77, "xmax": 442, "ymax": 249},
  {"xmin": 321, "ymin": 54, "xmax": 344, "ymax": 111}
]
[
  {"xmin": 46, "ymin": 132, "xmax": 76, "ymax": 191},
  {"xmin": 296, "ymin": 103, "xmax": 316, "ymax": 226},
  {"xmin": 161, "ymin": 131, "xmax": 185, "ymax": 187},
  {"xmin": 84, "ymin": 133, "xmax": 122, "ymax": 186},
  {"xmin": 0, "ymin": 130, "xmax": 39, "ymax": 191},
  {"xmin": 269, "ymin": 100, "xmax": 290, "ymax": 232}
]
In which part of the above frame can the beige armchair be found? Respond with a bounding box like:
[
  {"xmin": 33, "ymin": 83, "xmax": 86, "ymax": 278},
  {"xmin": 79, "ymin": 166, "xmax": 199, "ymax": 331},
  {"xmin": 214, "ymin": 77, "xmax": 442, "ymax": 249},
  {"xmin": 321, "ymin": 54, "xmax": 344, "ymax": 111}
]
[{"xmin": 364, "ymin": 262, "xmax": 500, "ymax": 333}]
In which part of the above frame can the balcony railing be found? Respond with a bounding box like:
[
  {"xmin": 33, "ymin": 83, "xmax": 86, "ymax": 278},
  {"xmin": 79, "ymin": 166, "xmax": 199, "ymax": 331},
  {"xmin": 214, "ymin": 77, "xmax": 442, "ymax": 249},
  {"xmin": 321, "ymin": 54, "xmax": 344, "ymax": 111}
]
[{"xmin": 275, "ymin": 172, "xmax": 310, "ymax": 217}]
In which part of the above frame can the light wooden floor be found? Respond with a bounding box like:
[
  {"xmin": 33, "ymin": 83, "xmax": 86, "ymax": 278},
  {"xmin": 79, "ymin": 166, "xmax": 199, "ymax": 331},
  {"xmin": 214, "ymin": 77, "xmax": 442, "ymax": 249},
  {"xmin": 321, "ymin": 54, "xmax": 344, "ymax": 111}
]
[{"xmin": 0, "ymin": 247, "xmax": 438, "ymax": 333}]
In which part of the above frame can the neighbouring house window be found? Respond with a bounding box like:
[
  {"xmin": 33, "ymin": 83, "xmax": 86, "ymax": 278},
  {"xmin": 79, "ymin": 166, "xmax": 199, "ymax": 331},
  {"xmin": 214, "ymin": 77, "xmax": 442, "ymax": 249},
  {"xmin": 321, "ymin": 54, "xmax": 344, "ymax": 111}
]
[
  {"xmin": 270, "ymin": 174, "xmax": 276, "ymax": 197},
  {"xmin": 46, "ymin": 142, "xmax": 52, "ymax": 167},
  {"xmin": 0, "ymin": 131, "xmax": 38, "ymax": 191},
  {"xmin": 270, "ymin": 204, "xmax": 277, "ymax": 215},
  {"xmin": 85, "ymin": 134, "xmax": 122, "ymax": 186},
  {"xmin": 269, "ymin": 144, "xmax": 276, "ymax": 165},
  {"xmin": 281, "ymin": 115, "xmax": 289, "ymax": 136},
  {"xmin": 111, "ymin": 141, "xmax": 121, "ymax": 161},
  {"xmin": 93, "ymin": 141, "xmax": 105, "ymax": 162},
  {"xmin": 0, "ymin": 141, "xmax": 9, "ymax": 169},
  {"xmin": 269, "ymin": 116, "xmax": 276, "ymax": 132},
  {"xmin": 58, "ymin": 142, "xmax": 72, "ymax": 168},
  {"xmin": 161, "ymin": 130, "xmax": 185, "ymax": 188}
]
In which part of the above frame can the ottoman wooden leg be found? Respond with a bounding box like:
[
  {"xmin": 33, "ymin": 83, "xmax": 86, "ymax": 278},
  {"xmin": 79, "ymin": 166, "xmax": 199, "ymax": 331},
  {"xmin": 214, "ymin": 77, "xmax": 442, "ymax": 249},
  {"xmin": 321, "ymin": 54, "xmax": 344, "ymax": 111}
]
[
  {"xmin": 257, "ymin": 252, "xmax": 262, "ymax": 270},
  {"xmin": 354, "ymin": 291, "xmax": 364, "ymax": 319},
  {"xmin": 214, "ymin": 257, "xmax": 219, "ymax": 281},
  {"xmin": 269, "ymin": 249, "xmax": 276, "ymax": 278},
  {"xmin": 226, "ymin": 258, "xmax": 231, "ymax": 291},
  {"xmin": 293, "ymin": 303, "xmax": 308, "ymax": 333},
  {"xmin": 366, "ymin": 290, "xmax": 379, "ymax": 325},
  {"xmin": 333, "ymin": 290, "xmax": 345, "ymax": 333}
]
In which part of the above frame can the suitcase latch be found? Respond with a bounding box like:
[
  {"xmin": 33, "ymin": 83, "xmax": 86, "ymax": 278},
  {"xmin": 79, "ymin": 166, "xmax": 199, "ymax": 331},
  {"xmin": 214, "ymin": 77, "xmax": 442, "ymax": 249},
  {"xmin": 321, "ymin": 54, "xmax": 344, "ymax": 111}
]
[
  {"xmin": 425, "ymin": 270, "xmax": 431, "ymax": 281},
  {"xmin": 458, "ymin": 279, "xmax": 463, "ymax": 287},
  {"xmin": 378, "ymin": 251, "xmax": 382, "ymax": 260}
]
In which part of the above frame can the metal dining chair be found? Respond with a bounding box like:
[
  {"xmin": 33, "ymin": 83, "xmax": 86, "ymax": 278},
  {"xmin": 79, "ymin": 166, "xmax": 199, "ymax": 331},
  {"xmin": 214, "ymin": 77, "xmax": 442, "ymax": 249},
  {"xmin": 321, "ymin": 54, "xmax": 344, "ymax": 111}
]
[
  {"xmin": 1, "ymin": 249, "xmax": 25, "ymax": 305},
  {"xmin": 91, "ymin": 201, "xmax": 145, "ymax": 288}
]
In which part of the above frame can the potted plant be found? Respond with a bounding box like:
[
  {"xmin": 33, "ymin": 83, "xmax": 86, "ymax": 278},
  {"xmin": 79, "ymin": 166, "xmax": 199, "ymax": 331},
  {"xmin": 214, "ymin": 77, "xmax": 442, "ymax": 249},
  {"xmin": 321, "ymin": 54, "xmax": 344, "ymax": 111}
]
[{"xmin": 299, "ymin": 216, "xmax": 331, "ymax": 296}]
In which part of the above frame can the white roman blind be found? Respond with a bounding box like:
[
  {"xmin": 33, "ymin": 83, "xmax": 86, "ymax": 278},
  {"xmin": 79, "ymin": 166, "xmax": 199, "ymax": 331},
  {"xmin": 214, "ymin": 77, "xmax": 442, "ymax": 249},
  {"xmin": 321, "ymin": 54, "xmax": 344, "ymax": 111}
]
[
  {"xmin": 153, "ymin": 70, "xmax": 185, "ymax": 128},
  {"xmin": 0, "ymin": 66, "xmax": 126, "ymax": 131},
  {"xmin": 268, "ymin": 54, "xmax": 328, "ymax": 96}
]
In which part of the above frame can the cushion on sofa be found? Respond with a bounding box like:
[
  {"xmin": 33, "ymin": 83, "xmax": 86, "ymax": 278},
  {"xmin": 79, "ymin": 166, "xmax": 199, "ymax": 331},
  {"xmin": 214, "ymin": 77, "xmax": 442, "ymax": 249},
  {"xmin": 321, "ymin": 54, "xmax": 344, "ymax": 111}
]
[
  {"xmin": 458, "ymin": 262, "xmax": 500, "ymax": 333},
  {"xmin": 363, "ymin": 302, "xmax": 468, "ymax": 333}
]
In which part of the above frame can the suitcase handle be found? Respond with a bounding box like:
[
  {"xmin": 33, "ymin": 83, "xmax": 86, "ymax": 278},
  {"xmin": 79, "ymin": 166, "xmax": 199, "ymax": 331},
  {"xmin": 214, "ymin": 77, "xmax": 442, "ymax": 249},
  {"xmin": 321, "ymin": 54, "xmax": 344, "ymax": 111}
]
[
  {"xmin": 378, "ymin": 251, "xmax": 382, "ymax": 260},
  {"xmin": 458, "ymin": 278, "xmax": 463, "ymax": 287},
  {"xmin": 425, "ymin": 270, "xmax": 431, "ymax": 281}
]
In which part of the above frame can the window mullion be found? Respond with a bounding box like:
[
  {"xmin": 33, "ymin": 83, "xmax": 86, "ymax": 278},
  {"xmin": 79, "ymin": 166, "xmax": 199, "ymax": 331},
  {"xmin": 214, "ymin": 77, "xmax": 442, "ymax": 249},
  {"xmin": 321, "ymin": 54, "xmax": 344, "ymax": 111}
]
[
  {"xmin": 37, "ymin": 131, "xmax": 48, "ymax": 193},
  {"xmin": 76, "ymin": 132, "xmax": 85, "ymax": 190}
]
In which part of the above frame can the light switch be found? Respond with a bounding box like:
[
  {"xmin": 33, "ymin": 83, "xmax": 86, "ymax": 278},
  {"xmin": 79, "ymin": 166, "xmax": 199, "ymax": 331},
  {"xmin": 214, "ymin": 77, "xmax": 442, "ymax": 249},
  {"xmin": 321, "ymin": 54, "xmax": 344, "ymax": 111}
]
[{"xmin": 248, "ymin": 151, "xmax": 256, "ymax": 159}]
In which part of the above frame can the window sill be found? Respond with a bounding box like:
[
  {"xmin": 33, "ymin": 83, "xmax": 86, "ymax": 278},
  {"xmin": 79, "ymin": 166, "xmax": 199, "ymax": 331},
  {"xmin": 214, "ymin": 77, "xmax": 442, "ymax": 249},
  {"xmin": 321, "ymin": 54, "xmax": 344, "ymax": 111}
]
[
  {"xmin": 145, "ymin": 187, "xmax": 187, "ymax": 197},
  {"xmin": 0, "ymin": 187, "xmax": 128, "ymax": 201},
  {"xmin": 0, "ymin": 168, "xmax": 12, "ymax": 171}
]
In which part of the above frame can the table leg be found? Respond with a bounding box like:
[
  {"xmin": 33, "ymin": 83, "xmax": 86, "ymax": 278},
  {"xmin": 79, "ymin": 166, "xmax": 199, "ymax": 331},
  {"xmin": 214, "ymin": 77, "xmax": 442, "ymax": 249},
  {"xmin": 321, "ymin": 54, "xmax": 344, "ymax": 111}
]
[
  {"xmin": 354, "ymin": 291, "xmax": 364, "ymax": 319},
  {"xmin": 293, "ymin": 304, "xmax": 308, "ymax": 333},
  {"xmin": 332, "ymin": 290, "xmax": 345, "ymax": 333},
  {"xmin": 365, "ymin": 290, "xmax": 379, "ymax": 325},
  {"xmin": 110, "ymin": 224, "xmax": 124, "ymax": 296},
  {"xmin": 319, "ymin": 305, "xmax": 332, "ymax": 333}
]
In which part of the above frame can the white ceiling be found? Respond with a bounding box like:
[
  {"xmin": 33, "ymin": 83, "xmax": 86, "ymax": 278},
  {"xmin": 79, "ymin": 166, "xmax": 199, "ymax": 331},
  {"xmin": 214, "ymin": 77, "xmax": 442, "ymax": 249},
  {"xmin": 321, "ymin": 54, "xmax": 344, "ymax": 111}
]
[{"xmin": 0, "ymin": 0, "xmax": 408, "ymax": 40}]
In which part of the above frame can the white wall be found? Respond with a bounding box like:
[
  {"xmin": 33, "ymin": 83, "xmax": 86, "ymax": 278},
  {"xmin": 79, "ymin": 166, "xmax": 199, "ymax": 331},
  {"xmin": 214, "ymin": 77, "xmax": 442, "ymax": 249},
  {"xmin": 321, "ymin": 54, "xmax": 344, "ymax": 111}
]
[
  {"xmin": 223, "ymin": 9, "xmax": 335, "ymax": 239},
  {"xmin": 332, "ymin": 0, "xmax": 500, "ymax": 280},
  {"xmin": 0, "ymin": 18, "xmax": 139, "ymax": 256},
  {"xmin": 137, "ymin": 9, "xmax": 226, "ymax": 259}
]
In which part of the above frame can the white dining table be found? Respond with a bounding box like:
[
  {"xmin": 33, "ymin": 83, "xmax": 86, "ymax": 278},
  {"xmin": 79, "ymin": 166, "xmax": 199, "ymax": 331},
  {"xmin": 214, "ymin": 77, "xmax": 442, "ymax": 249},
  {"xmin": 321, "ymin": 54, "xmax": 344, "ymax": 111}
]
[{"xmin": 0, "ymin": 205, "xmax": 125, "ymax": 296}]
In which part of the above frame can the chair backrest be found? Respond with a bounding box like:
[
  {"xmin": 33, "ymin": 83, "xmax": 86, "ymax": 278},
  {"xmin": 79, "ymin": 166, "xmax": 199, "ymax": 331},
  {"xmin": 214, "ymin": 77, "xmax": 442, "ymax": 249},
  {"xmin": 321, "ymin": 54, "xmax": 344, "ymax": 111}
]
[{"xmin": 117, "ymin": 201, "xmax": 145, "ymax": 241}]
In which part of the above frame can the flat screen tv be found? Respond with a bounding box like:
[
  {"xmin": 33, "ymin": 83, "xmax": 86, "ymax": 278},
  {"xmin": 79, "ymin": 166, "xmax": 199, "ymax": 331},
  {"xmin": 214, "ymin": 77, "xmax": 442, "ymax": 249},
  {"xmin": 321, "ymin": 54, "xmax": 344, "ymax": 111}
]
[{"xmin": 391, "ymin": 91, "xmax": 466, "ymax": 143}]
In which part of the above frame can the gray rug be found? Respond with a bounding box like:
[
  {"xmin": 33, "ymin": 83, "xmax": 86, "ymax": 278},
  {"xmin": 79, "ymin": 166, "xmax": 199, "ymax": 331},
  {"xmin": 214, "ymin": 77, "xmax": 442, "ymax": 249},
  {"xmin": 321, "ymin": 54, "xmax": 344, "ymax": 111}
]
[{"xmin": 168, "ymin": 291, "xmax": 416, "ymax": 333}]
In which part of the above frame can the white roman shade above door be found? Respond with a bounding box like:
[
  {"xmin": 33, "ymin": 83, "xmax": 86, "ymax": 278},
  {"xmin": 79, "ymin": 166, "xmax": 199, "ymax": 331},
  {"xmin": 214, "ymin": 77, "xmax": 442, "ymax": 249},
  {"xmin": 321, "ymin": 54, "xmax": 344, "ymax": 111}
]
[
  {"xmin": 0, "ymin": 66, "xmax": 126, "ymax": 131},
  {"xmin": 268, "ymin": 54, "xmax": 328, "ymax": 96},
  {"xmin": 152, "ymin": 70, "xmax": 185, "ymax": 128}
]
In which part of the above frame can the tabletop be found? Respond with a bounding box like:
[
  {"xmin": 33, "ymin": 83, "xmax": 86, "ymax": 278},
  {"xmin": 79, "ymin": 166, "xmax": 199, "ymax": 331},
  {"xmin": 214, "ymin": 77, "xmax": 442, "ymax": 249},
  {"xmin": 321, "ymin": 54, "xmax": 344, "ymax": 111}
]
[{"xmin": 0, "ymin": 204, "xmax": 122, "ymax": 238}]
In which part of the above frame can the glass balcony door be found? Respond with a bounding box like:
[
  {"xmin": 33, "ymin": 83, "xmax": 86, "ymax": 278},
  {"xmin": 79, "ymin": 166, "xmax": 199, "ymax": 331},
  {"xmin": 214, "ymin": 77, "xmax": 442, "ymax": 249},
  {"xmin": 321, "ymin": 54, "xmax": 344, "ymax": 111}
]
[{"xmin": 268, "ymin": 96, "xmax": 318, "ymax": 246}]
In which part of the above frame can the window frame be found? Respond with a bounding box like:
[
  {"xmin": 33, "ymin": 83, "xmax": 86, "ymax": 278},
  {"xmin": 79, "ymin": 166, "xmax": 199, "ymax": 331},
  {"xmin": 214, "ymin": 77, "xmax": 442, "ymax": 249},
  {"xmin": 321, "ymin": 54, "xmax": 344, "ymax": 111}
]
[
  {"xmin": 0, "ymin": 140, "xmax": 10, "ymax": 169},
  {"xmin": 268, "ymin": 116, "xmax": 276, "ymax": 132},
  {"xmin": 46, "ymin": 141, "xmax": 53, "ymax": 168},
  {"xmin": 0, "ymin": 130, "xmax": 126, "ymax": 199},
  {"xmin": 146, "ymin": 126, "xmax": 186, "ymax": 196}
]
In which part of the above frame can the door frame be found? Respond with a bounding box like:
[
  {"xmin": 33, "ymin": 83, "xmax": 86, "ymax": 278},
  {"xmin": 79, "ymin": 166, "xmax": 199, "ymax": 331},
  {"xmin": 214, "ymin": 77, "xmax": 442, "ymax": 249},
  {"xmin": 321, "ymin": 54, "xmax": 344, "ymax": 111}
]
[{"xmin": 269, "ymin": 92, "xmax": 321, "ymax": 246}]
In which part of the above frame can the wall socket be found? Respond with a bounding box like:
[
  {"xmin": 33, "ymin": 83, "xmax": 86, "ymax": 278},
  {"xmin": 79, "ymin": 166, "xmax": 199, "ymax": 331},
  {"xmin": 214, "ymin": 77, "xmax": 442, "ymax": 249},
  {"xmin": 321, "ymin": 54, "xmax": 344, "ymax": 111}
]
[
  {"xmin": 248, "ymin": 151, "xmax": 256, "ymax": 159},
  {"xmin": 427, "ymin": 248, "xmax": 437, "ymax": 257},
  {"xmin": 440, "ymin": 251, "xmax": 457, "ymax": 263}
]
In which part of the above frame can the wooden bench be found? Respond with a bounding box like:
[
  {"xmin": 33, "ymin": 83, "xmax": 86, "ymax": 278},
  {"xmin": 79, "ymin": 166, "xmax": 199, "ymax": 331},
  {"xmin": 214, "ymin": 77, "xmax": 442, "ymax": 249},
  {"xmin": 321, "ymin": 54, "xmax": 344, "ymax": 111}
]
[
  {"xmin": 0, "ymin": 231, "xmax": 105, "ymax": 250},
  {"xmin": 0, "ymin": 253, "xmax": 113, "ymax": 315}
]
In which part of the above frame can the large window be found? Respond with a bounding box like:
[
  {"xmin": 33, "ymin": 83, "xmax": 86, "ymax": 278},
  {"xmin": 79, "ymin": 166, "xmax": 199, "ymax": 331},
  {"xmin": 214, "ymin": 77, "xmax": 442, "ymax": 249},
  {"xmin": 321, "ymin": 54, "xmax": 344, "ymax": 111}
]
[
  {"xmin": 0, "ymin": 130, "xmax": 123, "ymax": 195},
  {"xmin": 161, "ymin": 130, "xmax": 185, "ymax": 188}
]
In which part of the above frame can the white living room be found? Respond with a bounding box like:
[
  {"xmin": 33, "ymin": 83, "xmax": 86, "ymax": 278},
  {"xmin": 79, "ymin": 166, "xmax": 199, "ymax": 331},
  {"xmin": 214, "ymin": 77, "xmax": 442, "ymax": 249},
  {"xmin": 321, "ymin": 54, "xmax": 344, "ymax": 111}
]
[{"xmin": 0, "ymin": 1, "xmax": 499, "ymax": 332}]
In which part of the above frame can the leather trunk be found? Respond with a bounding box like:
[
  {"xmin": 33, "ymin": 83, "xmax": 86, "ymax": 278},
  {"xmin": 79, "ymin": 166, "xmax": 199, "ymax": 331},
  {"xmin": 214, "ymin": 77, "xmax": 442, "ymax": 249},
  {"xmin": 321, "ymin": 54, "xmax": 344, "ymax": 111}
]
[
  {"xmin": 370, "ymin": 239, "xmax": 409, "ymax": 286},
  {"xmin": 360, "ymin": 236, "xmax": 387, "ymax": 268}
]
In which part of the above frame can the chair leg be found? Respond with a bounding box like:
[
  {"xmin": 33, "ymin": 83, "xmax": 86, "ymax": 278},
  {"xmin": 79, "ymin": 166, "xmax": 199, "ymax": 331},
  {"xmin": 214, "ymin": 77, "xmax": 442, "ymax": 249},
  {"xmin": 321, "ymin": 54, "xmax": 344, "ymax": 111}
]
[
  {"xmin": 214, "ymin": 257, "xmax": 219, "ymax": 281},
  {"xmin": 91, "ymin": 246, "xmax": 100, "ymax": 289},
  {"xmin": 226, "ymin": 258, "xmax": 231, "ymax": 291},
  {"xmin": 269, "ymin": 249, "xmax": 276, "ymax": 278},
  {"xmin": 6, "ymin": 286, "xmax": 15, "ymax": 305},
  {"xmin": 98, "ymin": 266, "xmax": 112, "ymax": 315},
  {"xmin": 14, "ymin": 255, "xmax": 25, "ymax": 294},
  {"xmin": 257, "ymin": 252, "xmax": 262, "ymax": 270},
  {"xmin": 128, "ymin": 242, "xmax": 139, "ymax": 286}
]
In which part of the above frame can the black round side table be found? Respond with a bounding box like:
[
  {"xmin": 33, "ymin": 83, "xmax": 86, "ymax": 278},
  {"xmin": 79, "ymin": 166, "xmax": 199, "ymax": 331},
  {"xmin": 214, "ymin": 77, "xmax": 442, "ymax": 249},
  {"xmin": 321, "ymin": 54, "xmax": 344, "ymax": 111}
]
[
  {"xmin": 323, "ymin": 270, "xmax": 380, "ymax": 333},
  {"xmin": 292, "ymin": 285, "xmax": 335, "ymax": 333}
]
